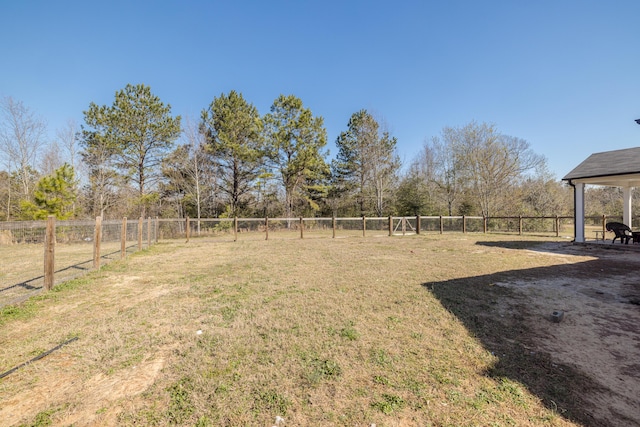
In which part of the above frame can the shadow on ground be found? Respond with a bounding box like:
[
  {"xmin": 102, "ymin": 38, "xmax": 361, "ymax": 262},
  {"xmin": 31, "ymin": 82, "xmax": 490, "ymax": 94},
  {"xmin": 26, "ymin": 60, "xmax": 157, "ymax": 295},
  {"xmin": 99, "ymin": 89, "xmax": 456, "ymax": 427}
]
[
  {"xmin": 425, "ymin": 241, "xmax": 640, "ymax": 427},
  {"xmin": 0, "ymin": 248, "xmax": 127, "ymax": 309}
]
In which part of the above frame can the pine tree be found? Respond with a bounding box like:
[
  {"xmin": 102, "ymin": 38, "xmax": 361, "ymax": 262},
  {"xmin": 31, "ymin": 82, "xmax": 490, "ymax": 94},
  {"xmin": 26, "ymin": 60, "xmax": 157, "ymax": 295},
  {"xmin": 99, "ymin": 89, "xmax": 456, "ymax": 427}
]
[
  {"xmin": 201, "ymin": 91, "xmax": 264, "ymax": 215},
  {"xmin": 264, "ymin": 95, "xmax": 329, "ymax": 218},
  {"xmin": 82, "ymin": 84, "xmax": 181, "ymax": 217},
  {"xmin": 332, "ymin": 110, "xmax": 399, "ymax": 216},
  {"xmin": 20, "ymin": 163, "xmax": 77, "ymax": 219}
]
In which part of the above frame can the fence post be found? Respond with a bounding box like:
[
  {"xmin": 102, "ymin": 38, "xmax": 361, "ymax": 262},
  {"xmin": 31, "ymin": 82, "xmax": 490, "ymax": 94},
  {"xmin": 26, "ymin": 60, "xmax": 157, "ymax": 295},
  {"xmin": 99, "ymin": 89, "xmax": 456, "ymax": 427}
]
[
  {"xmin": 483, "ymin": 215, "xmax": 487, "ymax": 233},
  {"xmin": 300, "ymin": 217, "xmax": 304, "ymax": 239},
  {"xmin": 147, "ymin": 216, "xmax": 151, "ymax": 248},
  {"xmin": 332, "ymin": 216, "xmax": 336, "ymax": 238},
  {"xmin": 155, "ymin": 216, "xmax": 159, "ymax": 243},
  {"xmin": 462, "ymin": 215, "xmax": 466, "ymax": 233},
  {"xmin": 602, "ymin": 214, "xmax": 606, "ymax": 235},
  {"xmin": 93, "ymin": 216, "xmax": 102, "ymax": 269},
  {"xmin": 362, "ymin": 216, "xmax": 366, "ymax": 237},
  {"xmin": 234, "ymin": 217, "xmax": 238, "ymax": 242},
  {"xmin": 555, "ymin": 215, "xmax": 560, "ymax": 237},
  {"xmin": 416, "ymin": 215, "xmax": 421, "ymax": 235},
  {"xmin": 44, "ymin": 216, "xmax": 56, "ymax": 291},
  {"xmin": 138, "ymin": 217, "xmax": 143, "ymax": 250},
  {"xmin": 265, "ymin": 217, "xmax": 269, "ymax": 240},
  {"xmin": 388, "ymin": 215, "xmax": 393, "ymax": 236},
  {"xmin": 519, "ymin": 215, "xmax": 523, "ymax": 235},
  {"xmin": 121, "ymin": 217, "xmax": 127, "ymax": 259},
  {"xmin": 186, "ymin": 216, "xmax": 190, "ymax": 243},
  {"xmin": 439, "ymin": 215, "xmax": 443, "ymax": 234}
]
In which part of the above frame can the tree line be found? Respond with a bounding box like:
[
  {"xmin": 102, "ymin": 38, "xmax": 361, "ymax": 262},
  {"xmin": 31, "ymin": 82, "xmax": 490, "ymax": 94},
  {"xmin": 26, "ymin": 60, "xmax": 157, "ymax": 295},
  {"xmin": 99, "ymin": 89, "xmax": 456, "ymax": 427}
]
[{"xmin": 0, "ymin": 83, "xmax": 586, "ymax": 222}]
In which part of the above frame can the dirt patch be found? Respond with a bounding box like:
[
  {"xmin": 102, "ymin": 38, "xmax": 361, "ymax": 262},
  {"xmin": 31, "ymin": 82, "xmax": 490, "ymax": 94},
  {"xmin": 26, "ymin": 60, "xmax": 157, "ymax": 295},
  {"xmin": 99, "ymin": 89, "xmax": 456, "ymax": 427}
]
[
  {"xmin": 60, "ymin": 355, "xmax": 167, "ymax": 426},
  {"xmin": 0, "ymin": 353, "xmax": 167, "ymax": 426},
  {"xmin": 498, "ymin": 243, "xmax": 640, "ymax": 426}
]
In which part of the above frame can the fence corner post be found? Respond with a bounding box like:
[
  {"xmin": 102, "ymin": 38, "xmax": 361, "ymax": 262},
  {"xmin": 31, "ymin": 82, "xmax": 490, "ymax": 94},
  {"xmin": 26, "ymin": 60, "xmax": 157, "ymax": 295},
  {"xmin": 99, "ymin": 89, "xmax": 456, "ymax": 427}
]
[
  {"xmin": 416, "ymin": 215, "xmax": 421, "ymax": 235},
  {"xmin": 44, "ymin": 215, "xmax": 56, "ymax": 291},
  {"xmin": 388, "ymin": 215, "xmax": 393, "ymax": 237},
  {"xmin": 265, "ymin": 217, "xmax": 269, "ymax": 240},
  {"xmin": 362, "ymin": 216, "xmax": 366, "ymax": 237}
]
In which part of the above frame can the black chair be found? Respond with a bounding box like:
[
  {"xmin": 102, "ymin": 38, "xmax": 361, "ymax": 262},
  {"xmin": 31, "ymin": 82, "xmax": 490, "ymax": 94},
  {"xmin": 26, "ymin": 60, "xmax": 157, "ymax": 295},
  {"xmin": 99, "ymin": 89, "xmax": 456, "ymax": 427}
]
[{"xmin": 605, "ymin": 222, "xmax": 632, "ymax": 244}]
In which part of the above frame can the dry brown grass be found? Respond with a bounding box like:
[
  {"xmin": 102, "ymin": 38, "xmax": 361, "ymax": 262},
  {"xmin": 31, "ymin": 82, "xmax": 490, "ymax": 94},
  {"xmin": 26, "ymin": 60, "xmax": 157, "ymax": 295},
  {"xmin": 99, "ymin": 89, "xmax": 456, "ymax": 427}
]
[
  {"xmin": 0, "ymin": 241, "xmax": 134, "ymax": 307},
  {"xmin": 0, "ymin": 234, "xmax": 599, "ymax": 426}
]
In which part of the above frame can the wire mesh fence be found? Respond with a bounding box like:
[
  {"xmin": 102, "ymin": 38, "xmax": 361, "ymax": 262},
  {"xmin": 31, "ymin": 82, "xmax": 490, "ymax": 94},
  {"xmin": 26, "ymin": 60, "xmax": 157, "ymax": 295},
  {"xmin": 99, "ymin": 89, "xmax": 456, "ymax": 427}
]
[
  {"xmin": 0, "ymin": 217, "xmax": 156, "ymax": 308},
  {"xmin": 1, "ymin": 214, "xmax": 580, "ymax": 308},
  {"xmin": 154, "ymin": 215, "xmax": 576, "ymax": 243}
]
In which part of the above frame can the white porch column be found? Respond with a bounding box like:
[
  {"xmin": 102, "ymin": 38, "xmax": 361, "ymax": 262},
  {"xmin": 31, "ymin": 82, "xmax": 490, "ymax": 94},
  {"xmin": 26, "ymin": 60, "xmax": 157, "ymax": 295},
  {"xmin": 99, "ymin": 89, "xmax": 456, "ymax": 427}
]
[
  {"xmin": 623, "ymin": 187, "xmax": 633, "ymax": 227},
  {"xmin": 574, "ymin": 182, "xmax": 585, "ymax": 242}
]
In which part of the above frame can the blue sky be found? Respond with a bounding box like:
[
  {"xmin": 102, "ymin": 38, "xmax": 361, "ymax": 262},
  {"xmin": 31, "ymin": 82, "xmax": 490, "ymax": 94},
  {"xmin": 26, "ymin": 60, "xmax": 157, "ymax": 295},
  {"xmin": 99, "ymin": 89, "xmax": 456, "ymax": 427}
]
[{"xmin": 1, "ymin": 0, "xmax": 639, "ymax": 179}]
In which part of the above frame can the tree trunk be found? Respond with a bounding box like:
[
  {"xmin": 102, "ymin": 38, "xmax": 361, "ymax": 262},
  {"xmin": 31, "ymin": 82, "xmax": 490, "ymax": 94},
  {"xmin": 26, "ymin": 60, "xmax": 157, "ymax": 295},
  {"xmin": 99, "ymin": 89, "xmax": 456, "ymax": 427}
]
[{"xmin": 6, "ymin": 187, "xmax": 11, "ymax": 221}]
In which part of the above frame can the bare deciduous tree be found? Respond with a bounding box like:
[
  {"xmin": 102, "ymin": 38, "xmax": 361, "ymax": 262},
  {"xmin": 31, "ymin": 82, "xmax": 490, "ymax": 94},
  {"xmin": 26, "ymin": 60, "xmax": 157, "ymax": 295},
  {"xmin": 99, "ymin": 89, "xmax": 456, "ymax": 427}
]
[
  {"xmin": 183, "ymin": 117, "xmax": 207, "ymax": 228},
  {"xmin": 56, "ymin": 119, "xmax": 79, "ymax": 172},
  {"xmin": 161, "ymin": 116, "xmax": 214, "ymax": 229},
  {"xmin": 520, "ymin": 164, "xmax": 569, "ymax": 216},
  {"xmin": 39, "ymin": 141, "xmax": 63, "ymax": 176},
  {"xmin": 0, "ymin": 96, "xmax": 47, "ymax": 197},
  {"xmin": 451, "ymin": 121, "xmax": 544, "ymax": 217},
  {"xmin": 428, "ymin": 129, "xmax": 464, "ymax": 215}
]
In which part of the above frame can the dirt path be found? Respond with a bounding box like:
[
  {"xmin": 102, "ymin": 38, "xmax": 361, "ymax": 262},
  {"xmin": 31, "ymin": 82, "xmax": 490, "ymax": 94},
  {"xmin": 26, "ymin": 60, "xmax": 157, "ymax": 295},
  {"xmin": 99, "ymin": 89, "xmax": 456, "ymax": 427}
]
[{"xmin": 501, "ymin": 243, "xmax": 640, "ymax": 426}]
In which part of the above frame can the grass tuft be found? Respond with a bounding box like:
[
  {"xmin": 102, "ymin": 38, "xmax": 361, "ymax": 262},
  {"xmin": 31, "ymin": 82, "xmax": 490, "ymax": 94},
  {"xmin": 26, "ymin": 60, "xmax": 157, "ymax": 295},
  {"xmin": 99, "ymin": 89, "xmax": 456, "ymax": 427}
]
[
  {"xmin": 338, "ymin": 320, "xmax": 359, "ymax": 341},
  {"xmin": 254, "ymin": 389, "xmax": 290, "ymax": 415},
  {"xmin": 371, "ymin": 393, "xmax": 405, "ymax": 414},
  {"xmin": 166, "ymin": 377, "xmax": 195, "ymax": 424}
]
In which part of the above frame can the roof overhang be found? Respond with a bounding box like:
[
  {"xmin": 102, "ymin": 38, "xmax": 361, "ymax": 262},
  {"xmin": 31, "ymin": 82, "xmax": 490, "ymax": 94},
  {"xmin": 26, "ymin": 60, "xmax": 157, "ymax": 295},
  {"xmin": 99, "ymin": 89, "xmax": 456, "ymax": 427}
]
[{"xmin": 564, "ymin": 173, "xmax": 640, "ymax": 187}]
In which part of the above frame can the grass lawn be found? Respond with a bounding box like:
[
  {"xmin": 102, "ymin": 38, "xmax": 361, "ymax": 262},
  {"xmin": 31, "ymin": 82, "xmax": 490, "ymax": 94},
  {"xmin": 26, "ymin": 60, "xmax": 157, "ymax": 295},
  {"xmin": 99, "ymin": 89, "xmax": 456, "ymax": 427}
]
[
  {"xmin": 0, "ymin": 234, "xmax": 589, "ymax": 426},
  {"xmin": 0, "ymin": 241, "xmax": 140, "ymax": 307}
]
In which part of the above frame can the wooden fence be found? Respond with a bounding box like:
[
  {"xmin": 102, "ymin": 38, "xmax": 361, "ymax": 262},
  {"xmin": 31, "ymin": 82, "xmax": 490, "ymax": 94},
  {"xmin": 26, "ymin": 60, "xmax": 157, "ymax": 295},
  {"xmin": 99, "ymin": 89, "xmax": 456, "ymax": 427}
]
[
  {"xmin": 42, "ymin": 216, "xmax": 157, "ymax": 290},
  {"xmin": 0, "ymin": 216, "xmax": 156, "ymax": 307},
  {"xmin": 156, "ymin": 215, "xmax": 577, "ymax": 241},
  {"xmin": 2, "ymin": 213, "xmax": 617, "ymax": 307}
]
